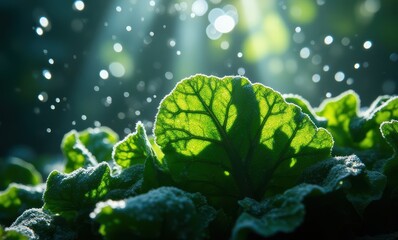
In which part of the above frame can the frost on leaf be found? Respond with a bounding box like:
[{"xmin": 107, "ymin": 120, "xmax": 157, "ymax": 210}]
[
  {"xmin": 92, "ymin": 186, "xmax": 216, "ymax": 240},
  {"xmin": 154, "ymin": 74, "xmax": 333, "ymax": 209},
  {"xmin": 61, "ymin": 127, "xmax": 119, "ymax": 173}
]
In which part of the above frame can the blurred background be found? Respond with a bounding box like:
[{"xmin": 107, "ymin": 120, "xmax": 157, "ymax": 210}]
[{"xmin": 0, "ymin": 0, "xmax": 397, "ymax": 162}]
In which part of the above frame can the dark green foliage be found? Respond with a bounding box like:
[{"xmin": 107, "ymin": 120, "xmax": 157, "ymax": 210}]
[{"xmin": 2, "ymin": 75, "xmax": 398, "ymax": 239}]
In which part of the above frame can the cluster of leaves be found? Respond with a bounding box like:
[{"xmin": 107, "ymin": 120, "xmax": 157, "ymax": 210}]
[{"xmin": 1, "ymin": 75, "xmax": 398, "ymax": 239}]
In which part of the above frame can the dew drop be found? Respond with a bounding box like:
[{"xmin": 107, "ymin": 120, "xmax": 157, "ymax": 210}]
[
  {"xmin": 363, "ymin": 40, "xmax": 372, "ymax": 49},
  {"xmin": 113, "ymin": 43, "xmax": 123, "ymax": 52},
  {"xmin": 300, "ymin": 47, "xmax": 310, "ymax": 59},
  {"xmin": 237, "ymin": 52, "xmax": 243, "ymax": 58},
  {"xmin": 48, "ymin": 58, "xmax": 54, "ymax": 64},
  {"xmin": 192, "ymin": 0, "xmax": 208, "ymax": 16},
  {"xmin": 94, "ymin": 121, "xmax": 101, "ymax": 127},
  {"xmin": 38, "ymin": 92, "xmax": 48, "ymax": 102},
  {"xmin": 354, "ymin": 63, "xmax": 360, "ymax": 69},
  {"xmin": 220, "ymin": 41, "xmax": 229, "ymax": 50},
  {"xmin": 312, "ymin": 74, "xmax": 321, "ymax": 83},
  {"xmin": 99, "ymin": 69, "xmax": 109, "ymax": 79},
  {"xmin": 46, "ymin": 128, "xmax": 51, "ymax": 133},
  {"xmin": 42, "ymin": 69, "xmax": 52, "ymax": 80},
  {"xmin": 36, "ymin": 27, "xmax": 44, "ymax": 36},
  {"xmin": 324, "ymin": 35, "xmax": 333, "ymax": 45},
  {"xmin": 73, "ymin": 0, "xmax": 85, "ymax": 11},
  {"xmin": 81, "ymin": 115, "xmax": 87, "ymax": 120},
  {"xmin": 334, "ymin": 71, "xmax": 345, "ymax": 82},
  {"xmin": 237, "ymin": 67, "xmax": 245, "ymax": 75},
  {"xmin": 165, "ymin": 71, "xmax": 173, "ymax": 80},
  {"xmin": 39, "ymin": 17, "xmax": 49, "ymax": 28},
  {"xmin": 126, "ymin": 25, "xmax": 132, "ymax": 31}
]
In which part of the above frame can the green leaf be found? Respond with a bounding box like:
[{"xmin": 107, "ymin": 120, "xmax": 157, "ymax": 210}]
[
  {"xmin": 283, "ymin": 94, "xmax": 327, "ymax": 127},
  {"xmin": 43, "ymin": 162, "xmax": 112, "ymax": 219},
  {"xmin": 0, "ymin": 184, "xmax": 44, "ymax": 226},
  {"xmin": 316, "ymin": 90, "xmax": 359, "ymax": 147},
  {"xmin": 5, "ymin": 208, "xmax": 75, "ymax": 240},
  {"xmin": 350, "ymin": 96, "xmax": 398, "ymax": 150},
  {"xmin": 43, "ymin": 162, "xmax": 145, "ymax": 220},
  {"xmin": 232, "ymin": 184, "xmax": 325, "ymax": 240},
  {"xmin": 61, "ymin": 127, "xmax": 118, "ymax": 173},
  {"xmin": 154, "ymin": 75, "xmax": 333, "ymax": 208},
  {"xmin": 301, "ymin": 155, "xmax": 386, "ymax": 214},
  {"xmin": 91, "ymin": 186, "xmax": 216, "ymax": 240},
  {"xmin": 112, "ymin": 121, "xmax": 156, "ymax": 169},
  {"xmin": 1, "ymin": 225, "xmax": 29, "ymax": 240},
  {"xmin": 0, "ymin": 158, "xmax": 42, "ymax": 190},
  {"xmin": 380, "ymin": 120, "xmax": 398, "ymax": 188}
]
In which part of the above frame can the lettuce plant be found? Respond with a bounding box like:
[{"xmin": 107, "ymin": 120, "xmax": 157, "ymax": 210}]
[{"xmin": 1, "ymin": 74, "xmax": 397, "ymax": 239}]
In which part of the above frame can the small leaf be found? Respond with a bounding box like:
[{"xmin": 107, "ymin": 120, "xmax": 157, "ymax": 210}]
[
  {"xmin": 350, "ymin": 96, "xmax": 398, "ymax": 149},
  {"xmin": 43, "ymin": 162, "xmax": 145, "ymax": 220},
  {"xmin": 112, "ymin": 122, "xmax": 156, "ymax": 168},
  {"xmin": 0, "ymin": 184, "xmax": 44, "ymax": 226},
  {"xmin": 316, "ymin": 90, "xmax": 359, "ymax": 147},
  {"xmin": 300, "ymin": 155, "xmax": 385, "ymax": 214},
  {"xmin": 43, "ymin": 162, "xmax": 112, "ymax": 219},
  {"xmin": 380, "ymin": 120, "xmax": 398, "ymax": 188},
  {"xmin": 91, "ymin": 186, "xmax": 216, "ymax": 240},
  {"xmin": 154, "ymin": 75, "xmax": 333, "ymax": 209},
  {"xmin": 232, "ymin": 184, "xmax": 325, "ymax": 240},
  {"xmin": 0, "ymin": 158, "xmax": 42, "ymax": 190},
  {"xmin": 284, "ymin": 94, "xmax": 327, "ymax": 127},
  {"xmin": 6, "ymin": 208, "xmax": 75, "ymax": 240},
  {"xmin": 61, "ymin": 127, "xmax": 118, "ymax": 173}
]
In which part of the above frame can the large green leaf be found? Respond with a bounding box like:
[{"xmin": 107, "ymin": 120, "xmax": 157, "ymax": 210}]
[
  {"xmin": 91, "ymin": 187, "xmax": 216, "ymax": 240},
  {"xmin": 0, "ymin": 158, "xmax": 42, "ymax": 190},
  {"xmin": 61, "ymin": 127, "xmax": 119, "ymax": 173},
  {"xmin": 154, "ymin": 75, "xmax": 333, "ymax": 208},
  {"xmin": 0, "ymin": 184, "xmax": 44, "ymax": 226}
]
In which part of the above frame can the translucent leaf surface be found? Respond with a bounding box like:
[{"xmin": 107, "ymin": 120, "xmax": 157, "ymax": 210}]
[
  {"xmin": 284, "ymin": 94, "xmax": 327, "ymax": 127},
  {"xmin": 154, "ymin": 75, "xmax": 333, "ymax": 206},
  {"xmin": 316, "ymin": 90, "xmax": 359, "ymax": 147},
  {"xmin": 43, "ymin": 162, "xmax": 144, "ymax": 220},
  {"xmin": 113, "ymin": 122, "xmax": 156, "ymax": 169},
  {"xmin": 380, "ymin": 120, "xmax": 398, "ymax": 188},
  {"xmin": 92, "ymin": 187, "xmax": 216, "ymax": 240},
  {"xmin": 61, "ymin": 127, "xmax": 118, "ymax": 173},
  {"xmin": 0, "ymin": 184, "xmax": 44, "ymax": 226},
  {"xmin": 43, "ymin": 162, "xmax": 113, "ymax": 218}
]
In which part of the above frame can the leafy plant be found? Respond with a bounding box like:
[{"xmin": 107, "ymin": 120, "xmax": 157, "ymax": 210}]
[{"xmin": 1, "ymin": 74, "xmax": 397, "ymax": 239}]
